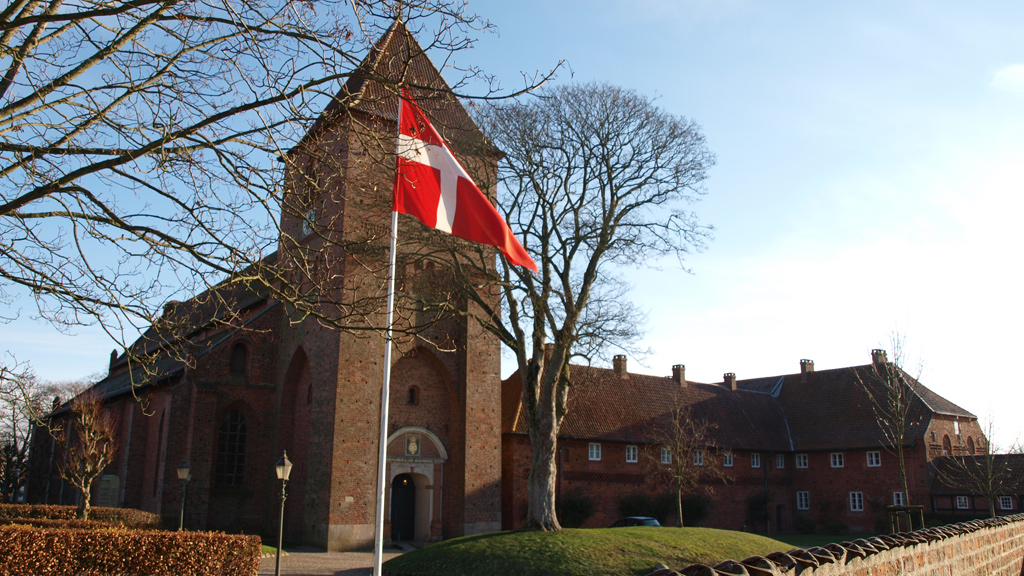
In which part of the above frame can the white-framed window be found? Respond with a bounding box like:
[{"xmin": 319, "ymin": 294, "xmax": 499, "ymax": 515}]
[
  {"xmin": 954, "ymin": 420, "xmax": 960, "ymax": 435},
  {"xmin": 626, "ymin": 445, "xmax": 638, "ymax": 463},
  {"xmin": 776, "ymin": 454, "xmax": 785, "ymax": 469},
  {"xmin": 956, "ymin": 495, "xmax": 969, "ymax": 510},
  {"xmin": 867, "ymin": 451, "xmax": 881, "ymax": 467},
  {"xmin": 1000, "ymin": 496, "xmax": 1013, "ymax": 511},
  {"xmin": 723, "ymin": 451, "xmax": 734, "ymax": 467},
  {"xmin": 588, "ymin": 442, "xmax": 602, "ymax": 461},
  {"xmin": 795, "ymin": 453, "xmax": 808, "ymax": 468},
  {"xmin": 693, "ymin": 449, "xmax": 704, "ymax": 466},
  {"xmin": 796, "ymin": 491, "xmax": 809, "ymax": 510},
  {"xmin": 661, "ymin": 447, "xmax": 672, "ymax": 464},
  {"xmin": 751, "ymin": 453, "xmax": 761, "ymax": 468},
  {"xmin": 849, "ymin": 491, "xmax": 864, "ymax": 512},
  {"xmin": 830, "ymin": 452, "xmax": 845, "ymax": 468},
  {"xmin": 893, "ymin": 491, "xmax": 905, "ymax": 506}
]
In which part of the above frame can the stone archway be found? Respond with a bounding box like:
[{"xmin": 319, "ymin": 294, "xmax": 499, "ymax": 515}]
[{"xmin": 386, "ymin": 427, "xmax": 447, "ymax": 542}]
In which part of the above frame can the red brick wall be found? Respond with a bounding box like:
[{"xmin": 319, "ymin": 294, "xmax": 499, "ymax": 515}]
[{"xmin": 502, "ymin": 434, "xmax": 939, "ymax": 534}]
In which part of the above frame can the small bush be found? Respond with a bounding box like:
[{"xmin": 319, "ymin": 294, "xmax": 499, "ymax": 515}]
[
  {"xmin": 0, "ymin": 504, "xmax": 161, "ymax": 528},
  {"xmin": 794, "ymin": 515, "xmax": 817, "ymax": 534},
  {"xmin": 745, "ymin": 492, "xmax": 770, "ymax": 528},
  {"xmin": 821, "ymin": 518, "xmax": 848, "ymax": 534},
  {"xmin": 653, "ymin": 493, "xmax": 677, "ymax": 525},
  {"xmin": 679, "ymin": 494, "xmax": 711, "ymax": 527},
  {"xmin": 556, "ymin": 490, "xmax": 595, "ymax": 528},
  {"xmin": 0, "ymin": 523, "xmax": 260, "ymax": 576},
  {"xmin": 617, "ymin": 494, "xmax": 654, "ymax": 519}
]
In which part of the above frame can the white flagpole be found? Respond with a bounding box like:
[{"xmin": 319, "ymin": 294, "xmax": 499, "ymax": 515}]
[{"xmin": 373, "ymin": 92, "xmax": 404, "ymax": 576}]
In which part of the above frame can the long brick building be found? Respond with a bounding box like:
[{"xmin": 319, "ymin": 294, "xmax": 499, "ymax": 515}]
[{"xmin": 501, "ymin": 351, "xmax": 989, "ymax": 534}]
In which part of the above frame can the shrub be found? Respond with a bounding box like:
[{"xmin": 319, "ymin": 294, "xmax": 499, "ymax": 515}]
[
  {"xmin": 0, "ymin": 524, "xmax": 260, "ymax": 576},
  {"xmin": 617, "ymin": 494, "xmax": 654, "ymax": 519},
  {"xmin": 822, "ymin": 518, "xmax": 848, "ymax": 534},
  {"xmin": 556, "ymin": 490, "xmax": 595, "ymax": 528},
  {"xmin": 0, "ymin": 504, "xmax": 161, "ymax": 529},
  {"xmin": 745, "ymin": 492, "xmax": 770, "ymax": 528},
  {"xmin": 794, "ymin": 515, "xmax": 817, "ymax": 534},
  {"xmin": 652, "ymin": 493, "xmax": 677, "ymax": 525},
  {"xmin": 679, "ymin": 494, "xmax": 712, "ymax": 527}
]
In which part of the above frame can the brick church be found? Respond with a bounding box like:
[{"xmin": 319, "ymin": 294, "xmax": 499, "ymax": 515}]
[
  {"xmin": 29, "ymin": 21, "xmax": 502, "ymax": 551},
  {"xmin": 28, "ymin": 22, "xmax": 994, "ymax": 548}
]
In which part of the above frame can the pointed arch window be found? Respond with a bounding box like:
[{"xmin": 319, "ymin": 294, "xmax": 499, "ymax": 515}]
[{"xmin": 215, "ymin": 410, "xmax": 247, "ymax": 485}]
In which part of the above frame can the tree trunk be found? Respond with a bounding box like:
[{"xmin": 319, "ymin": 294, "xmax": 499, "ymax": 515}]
[
  {"xmin": 897, "ymin": 444, "xmax": 911, "ymax": 507},
  {"xmin": 522, "ymin": 353, "xmax": 569, "ymax": 531},
  {"xmin": 525, "ymin": 429, "xmax": 560, "ymax": 531},
  {"xmin": 77, "ymin": 487, "xmax": 91, "ymax": 521},
  {"xmin": 676, "ymin": 487, "xmax": 684, "ymax": 527}
]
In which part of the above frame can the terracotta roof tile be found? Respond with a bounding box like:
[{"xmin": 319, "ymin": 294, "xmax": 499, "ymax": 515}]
[
  {"xmin": 505, "ymin": 360, "xmax": 976, "ymax": 455},
  {"xmin": 508, "ymin": 365, "xmax": 791, "ymax": 452}
]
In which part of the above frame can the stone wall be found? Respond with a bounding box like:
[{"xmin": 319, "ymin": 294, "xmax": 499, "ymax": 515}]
[{"xmin": 653, "ymin": 514, "xmax": 1024, "ymax": 575}]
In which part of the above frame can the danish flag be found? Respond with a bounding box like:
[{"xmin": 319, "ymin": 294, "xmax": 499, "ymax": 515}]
[{"xmin": 393, "ymin": 92, "xmax": 538, "ymax": 272}]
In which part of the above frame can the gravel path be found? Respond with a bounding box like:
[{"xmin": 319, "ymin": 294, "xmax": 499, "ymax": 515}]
[{"xmin": 258, "ymin": 547, "xmax": 405, "ymax": 576}]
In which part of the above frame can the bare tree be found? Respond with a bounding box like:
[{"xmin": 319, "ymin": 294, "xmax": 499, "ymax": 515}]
[
  {"xmin": 648, "ymin": 404, "xmax": 730, "ymax": 526},
  {"xmin": 452, "ymin": 83, "xmax": 715, "ymax": 530},
  {"xmin": 0, "ymin": 0, "xmax": 553, "ymax": 379},
  {"xmin": 935, "ymin": 420, "xmax": 1024, "ymax": 518},
  {"xmin": 0, "ymin": 357, "xmax": 43, "ymax": 503},
  {"xmin": 53, "ymin": 389, "xmax": 117, "ymax": 520},
  {"xmin": 856, "ymin": 334, "xmax": 924, "ymax": 508}
]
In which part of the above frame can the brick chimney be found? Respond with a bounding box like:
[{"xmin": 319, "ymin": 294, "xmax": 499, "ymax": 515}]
[
  {"xmin": 871, "ymin": 349, "xmax": 888, "ymax": 367},
  {"xmin": 672, "ymin": 364, "xmax": 686, "ymax": 387},
  {"xmin": 800, "ymin": 359, "xmax": 814, "ymax": 382},
  {"xmin": 724, "ymin": 372, "xmax": 737, "ymax": 391},
  {"xmin": 613, "ymin": 355, "xmax": 628, "ymax": 379},
  {"xmin": 544, "ymin": 343, "xmax": 554, "ymax": 362}
]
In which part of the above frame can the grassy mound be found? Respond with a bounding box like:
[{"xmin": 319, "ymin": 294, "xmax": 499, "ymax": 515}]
[{"xmin": 382, "ymin": 527, "xmax": 791, "ymax": 576}]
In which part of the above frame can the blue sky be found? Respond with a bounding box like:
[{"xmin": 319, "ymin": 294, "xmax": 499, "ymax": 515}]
[{"xmin": 4, "ymin": 1, "xmax": 1024, "ymax": 445}]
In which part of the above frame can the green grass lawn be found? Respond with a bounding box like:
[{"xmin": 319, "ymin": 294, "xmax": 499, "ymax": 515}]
[
  {"xmin": 382, "ymin": 527, "xmax": 792, "ymax": 576},
  {"xmin": 771, "ymin": 533, "xmax": 874, "ymax": 549},
  {"xmin": 261, "ymin": 544, "xmax": 286, "ymax": 556}
]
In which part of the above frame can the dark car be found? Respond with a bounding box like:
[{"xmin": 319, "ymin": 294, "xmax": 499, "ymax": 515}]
[{"xmin": 610, "ymin": 516, "xmax": 661, "ymax": 527}]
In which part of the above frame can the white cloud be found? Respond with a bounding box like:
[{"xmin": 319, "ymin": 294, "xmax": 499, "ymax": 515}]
[{"xmin": 991, "ymin": 64, "xmax": 1024, "ymax": 95}]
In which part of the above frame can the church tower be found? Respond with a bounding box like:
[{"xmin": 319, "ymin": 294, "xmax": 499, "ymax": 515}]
[{"xmin": 273, "ymin": 21, "xmax": 502, "ymax": 550}]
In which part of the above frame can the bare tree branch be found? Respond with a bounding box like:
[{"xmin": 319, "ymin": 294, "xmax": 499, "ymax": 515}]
[{"xmin": 452, "ymin": 82, "xmax": 715, "ymax": 530}]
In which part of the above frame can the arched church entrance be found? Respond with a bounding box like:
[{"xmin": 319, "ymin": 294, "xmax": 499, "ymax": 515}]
[
  {"xmin": 386, "ymin": 427, "xmax": 448, "ymax": 542},
  {"xmin": 391, "ymin": 474, "xmax": 416, "ymax": 541}
]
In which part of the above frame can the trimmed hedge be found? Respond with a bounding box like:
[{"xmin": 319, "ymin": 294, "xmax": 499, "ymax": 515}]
[
  {"xmin": 1, "ymin": 518, "xmax": 137, "ymax": 530},
  {"xmin": 0, "ymin": 524, "xmax": 260, "ymax": 576},
  {"xmin": 0, "ymin": 504, "xmax": 161, "ymax": 528}
]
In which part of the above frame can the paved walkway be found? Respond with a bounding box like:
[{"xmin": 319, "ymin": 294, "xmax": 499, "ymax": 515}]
[{"xmin": 258, "ymin": 547, "xmax": 405, "ymax": 576}]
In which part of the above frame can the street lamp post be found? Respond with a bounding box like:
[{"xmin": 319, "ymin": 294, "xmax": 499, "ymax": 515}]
[
  {"xmin": 275, "ymin": 451, "xmax": 293, "ymax": 576},
  {"xmin": 176, "ymin": 460, "xmax": 190, "ymax": 531}
]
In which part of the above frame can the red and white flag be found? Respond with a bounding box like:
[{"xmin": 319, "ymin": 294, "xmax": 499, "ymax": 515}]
[{"xmin": 393, "ymin": 92, "xmax": 538, "ymax": 272}]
